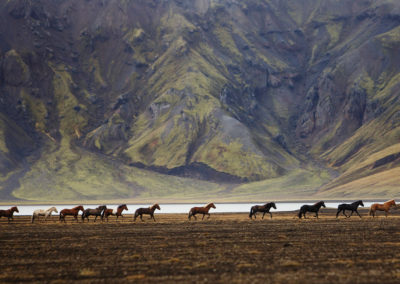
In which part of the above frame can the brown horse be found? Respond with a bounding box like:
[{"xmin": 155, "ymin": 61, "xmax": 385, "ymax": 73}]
[
  {"xmin": 59, "ymin": 205, "xmax": 84, "ymax": 222},
  {"xmin": 102, "ymin": 204, "xmax": 128, "ymax": 221},
  {"xmin": 0, "ymin": 206, "xmax": 19, "ymax": 223},
  {"xmin": 249, "ymin": 202, "xmax": 277, "ymax": 219},
  {"xmin": 188, "ymin": 203, "xmax": 216, "ymax": 220},
  {"xmin": 134, "ymin": 204, "xmax": 161, "ymax": 222},
  {"xmin": 369, "ymin": 200, "xmax": 396, "ymax": 217}
]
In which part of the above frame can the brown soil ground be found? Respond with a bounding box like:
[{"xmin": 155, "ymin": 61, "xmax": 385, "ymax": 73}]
[{"xmin": 1, "ymin": 209, "xmax": 400, "ymax": 283}]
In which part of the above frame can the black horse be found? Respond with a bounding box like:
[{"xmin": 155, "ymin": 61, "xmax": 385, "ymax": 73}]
[
  {"xmin": 298, "ymin": 201, "xmax": 326, "ymax": 219},
  {"xmin": 81, "ymin": 205, "xmax": 107, "ymax": 222},
  {"xmin": 249, "ymin": 202, "xmax": 277, "ymax": 219},
  {"xmin": 336, "ymin": 200, "xmax": 364, "ymax": 218}
]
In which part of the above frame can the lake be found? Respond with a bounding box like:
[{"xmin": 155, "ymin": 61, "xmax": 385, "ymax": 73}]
[{"xmin": 0, "ymin": 201, "xmax": 381, "ymax": 216}]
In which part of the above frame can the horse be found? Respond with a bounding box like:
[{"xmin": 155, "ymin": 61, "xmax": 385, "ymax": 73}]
[
  {"xmin": 249, "ymin": 202, "xmax": 277, "ymax": 219},
  {"xmin": 369, "ymin": 200, "xmax": 396, "ymax": 217},
  {"xmin": 336, "ymin": 200, "xmax": 364, "ymax": 218},
  {"xmin": 32, "ymin": 207, "xmax": 58, "ymax": 223},
  {"xmin": 134, "ymin": 204, "xmax": 161, "ymax": 222},
  {"xmin": 102, "ymin": 204, "xmax": 128, "ymax": 221},
  {"xmin": 298, "ymin": 201, "xmax": 326, "ymax": 219},
  {"xmin": 0, "ymin": 206, "xmax": 19, "ymax": 223},
  {"xmin": 59, "ymin": 205, "xmax": 84, "ymax": 222},
  {"xmin": 188, "ymin": 203, "xmax": 216, "ymax": 220},
  {"xmin": 81, "ymin": 205, "xmax": 107, "ymax": 222}
]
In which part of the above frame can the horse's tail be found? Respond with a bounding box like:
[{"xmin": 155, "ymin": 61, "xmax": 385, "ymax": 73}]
[
  {"xmin": 31, "ymin": 214, "xmax": 35, "ymax": 223},
  {"xmin": 249, "ymin": 207, "xmax": 254, "ymax": 218},
  {"xmin": 188, "ymin": 209, "xmax": 192, "ymax": 220},
  {"xmin": 298, "ymin": 209, "xmax": 302, "ymax": 219},
  {"xmin": 369, "ymin": 206, "xmax": 373, "ymax": 216}
]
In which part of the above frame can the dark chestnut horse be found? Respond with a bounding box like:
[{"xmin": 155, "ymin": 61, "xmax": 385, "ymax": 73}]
[
  {"xmin": 59, "ymin": 205, "xmax": 84, "ymax": 222},
  {"xmin": 188, "ymin": 203, "xmax": 216, "ymax": 220},
  {"xmin": 134, "ymin": 204, "xmax": 161, "ymax": 222},
  {"xmin": 0, "ymin": 206, "xmax": 19, "ymax": 223},
  {"xmin": 249, "ymin": 202, "xmax": 277, "ymax": 219},
  {"xmin": 336, "ymin": 200, "xmax": 364, "ymax": 218},
  {"xmin": 103, "ymin": 204, "xmax": 128, "ymax": 221},
  {"xmin": 298, "ymin": 201, "xmax": 326, "ymax": 219},
  {"xmin": 369, "ymin": 200, "xmax": 396, "ymax": 217},
  {"xmin": 82, "ymin": 205, "xmax": 107, "ymax": 222}
]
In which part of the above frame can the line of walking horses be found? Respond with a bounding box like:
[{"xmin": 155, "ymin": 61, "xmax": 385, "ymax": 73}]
[{"xmin": 0, "ymin": 200, "xmax": 397, "ymax": 223}]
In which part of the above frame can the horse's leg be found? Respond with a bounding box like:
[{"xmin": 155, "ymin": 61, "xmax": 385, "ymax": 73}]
[
  {"xmin": 343, "ymin": 210, "xmax": 349, "ymax": 218},
  {"xmin": 140, "ymin": 214, "xmax": 144, "ymax": 222},
  {"xmin": 269, "ymin": 212, "xmax": 273, "ymax": 219},
  {"xmin": 94, "ymin": 216, "xmax": 97, "ymax": 222},
  {"xmin": 202, "ymin": 214, "xmax": 205, "ymax": 220},
  {"xmin": 262, "ymin": 212, "xmax": 266, "ymax": 219},
  {"xmin": 356, "ymin": 210, "xmax": 362, "ymax": 218},
  {"xmin": 152, "ymin": 213, "xmax": 156, "ymax": 222},
  {"xmin": 207, "ymin": 213, "xmax": 211, "ymax": 219},
  {"xmin": 336, "ymin": 209, "xmax": 341, "ymax": 218},
  {"xmin": 315, "ymin": 212, "xmax": 318, "ymax": 219}
]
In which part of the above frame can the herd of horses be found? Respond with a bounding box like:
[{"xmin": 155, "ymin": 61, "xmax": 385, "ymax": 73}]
[{"xmin": 0, "ymin": 200, "xmax": 397, "ymax": 223}]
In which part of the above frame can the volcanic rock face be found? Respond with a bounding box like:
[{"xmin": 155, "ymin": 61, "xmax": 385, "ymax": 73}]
[{"xmin": 0, "ymin": 0, "xmax": 399, "ymax": 200}]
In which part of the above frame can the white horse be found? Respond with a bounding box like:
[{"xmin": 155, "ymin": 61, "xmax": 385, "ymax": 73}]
[{"xmin": 32, "ymin": 207, "xmax": 58, "ymax": 223}]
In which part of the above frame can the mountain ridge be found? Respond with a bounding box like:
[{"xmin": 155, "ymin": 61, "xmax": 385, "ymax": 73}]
[{"xmin": 0, "ymin": 0, "xmax": 399, "ymax": 202}]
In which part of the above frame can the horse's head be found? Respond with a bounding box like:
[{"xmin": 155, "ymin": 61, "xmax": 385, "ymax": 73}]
[
  {"xmin": 152, "ymin": 204, "xmax": 161, "ymax": 210},
  {"xmin": 77, "ymin": 205, "xmax": 84, "ymax": 212},
  {"xmin": 271, "ymin": 202, "xmax": 277, "ymax": 209},
  {"xmin": 11, "ymin": 206, "xmax": 19, "ymax": 213},
  {"xmin": 119, "ymin": 204, "xmax": 128, "ymax": 211},
  {"xmin": 319, "ymin": 201, "xmax": 326, "ymax": 208},
  {"xmin": 98, "ymin": 205, "xmax": 107, "ymax": 212},
  {"xmin": 389, "ymin": 200, "xmax": 396, "ymax": 207},
  {"xmin": 358, "ymin": 200, "xmax": 364, "ymax": 207},
  {"xmin": 207, "ymin": 203, "xmax": 216, "ymax": 209}
]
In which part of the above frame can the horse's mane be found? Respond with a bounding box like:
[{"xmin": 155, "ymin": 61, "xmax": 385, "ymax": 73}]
[
  {"xmin": 206, "ymin": 203, "xmax": 214, "ymax": 207},
  {"xmin": 313, "ymin": 201, "xmax": 324, "ymax": 206},
  {"xmin": 118, "ymin": 204, "xmax": 127, "ymax": 209}
]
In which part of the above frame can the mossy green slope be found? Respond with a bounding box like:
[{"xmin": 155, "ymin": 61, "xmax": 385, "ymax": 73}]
[{"xmin": 0, "ymin": 0, "xmax": 400, "ymax": 201}]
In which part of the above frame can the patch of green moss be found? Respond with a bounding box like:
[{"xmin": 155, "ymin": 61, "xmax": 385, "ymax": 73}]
[
  {"xmin": 192, "ymin": 137, "xmax": 280, "ymax": 181},
  {"xmin": 234, "ymin": 167, "xmax": 331, "ymax": 199},
  {"xmin": 377, "ymin": 25, "xmax": 400, "ymax": 49},
  {"xmin": 357, "ymin": 73, "xmax": 375, "ymax": 98},
  {"xmin": 49, "ymin": 62, "xmax": 88, "ymax": 139},
  {"xmin": 124, "ymin": 28, "xmax": 145, "ymax": 45},
  {"xmin": 20, "ymin": 89, "xmax": 48, "ymax": 133},
  {"xmin": 213, "ymin": 24, "xmax": 242, "ymax": 58},
  {"xmin": 88, "ymin": 57, "xmax": 107, "ymax": 88},
  {"xmin": 326, "ymin": 22, "xmax": 343, "ymax": 48}
]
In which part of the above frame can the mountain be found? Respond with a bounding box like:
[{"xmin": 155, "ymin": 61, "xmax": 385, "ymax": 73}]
[{"xmin": 0, "ymin": 0, "xmax": 399, "ymax": 202}]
